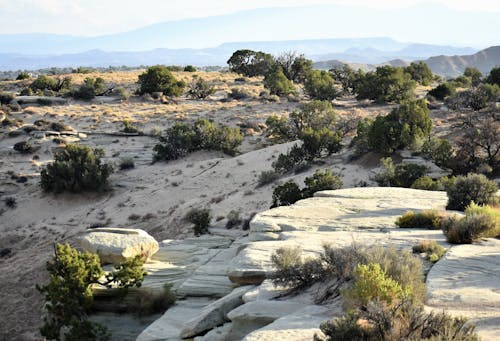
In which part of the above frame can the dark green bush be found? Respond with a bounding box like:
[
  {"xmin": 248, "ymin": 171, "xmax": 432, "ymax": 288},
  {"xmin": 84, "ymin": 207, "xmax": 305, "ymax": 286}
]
[
  {"xmin": 303, "ymin": 70, "xmax": 338, "ymax": 100},
  {"xmin": 428, "ymin": 83, "xmax": 456, "ymax": 100},
  {"xmin": 13, "ymin": 140, "xmax": 33, "ymax": 154},
  {"xmin": 227, "ymin": 49, "xmax": 275, "ymax": 77},
  {"xmin": 119, "ymin": 158, "xmax": 135, "ymax": 170},
  {"xmin": 4, "ymin": 196, "xmax": 17, "ymax": 208},
  {"xmin": 421, "ymin": 137, "xmax": 453, "ymax": 169},
  {"xmin": 153, "ymin": 119, "xmax": 242, "ymax": 162},
  {"xmin": 446, "ymin": 173, "xmax": 498, "ymax": 211},
  {"xmin": 271, "ymin": 181, "xmax": 303, "ymax": 208},
  {"xmin": 263, "ymin": 66, "xmax": 297, "ymax": 97},
  {"xmin": 302, "ymin": 169, "xmax": 343, "ymax": 198},
  {"xmin": 395, "ymin": 210, "xmax": 443, "ymax": 229},
  {"xmin": 301, "ymin": 127, "xmax": 342, "ymax": 159},
  {"xmin": 272, "ymin": 144, "xmax": 309, "ymax": 174},
  {"xmin": 137, "ymin": 65, "xmax": 186, "ymax": 96},
  {"xmin": 40, "ymin": 144, "xmax": 113, "ymax": 193},
  {"xmin": 404, "ymin": 61, "xmax": 434, "ymax": 86},
  {"xmin": 442, "ymin": 213, "xmax": 496, "ymax": 244},
  {"xmin": 72, "ymin": 77, "xmax": 105, "ymax": 100},
  {"xmin": 375, "ymin": 158, "xmax": 429, "ymax": 188},
  {"xmin": 486, "ymin": 66, "xmax": 500, "ymax": 87},
  {"xmin": 411, "ymin": 176, "xmax": 440, "ymax": 191},
  {"xmin": 183, "ymin": 65, "xmax": 197, "ymax": 72},
  {"xmin": 226, "ymin": 210, "xmax": 242, "ymax": 229},
  {"xmin": 367, "ymin": 100, "xmax": 432, "ymax": 154},
  {"xmin": 16, "ymin": 72, "xmax": 30, "ymax": 80},
  {"xmin": 185, "ymin": 208, "xmax": 211, "ymax": 236}
]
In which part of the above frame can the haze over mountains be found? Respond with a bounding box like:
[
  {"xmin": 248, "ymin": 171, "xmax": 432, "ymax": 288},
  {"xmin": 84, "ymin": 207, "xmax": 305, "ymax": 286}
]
[{"xmin": 0, "ymin": 3, "xmax": 498, "ymax": 76}]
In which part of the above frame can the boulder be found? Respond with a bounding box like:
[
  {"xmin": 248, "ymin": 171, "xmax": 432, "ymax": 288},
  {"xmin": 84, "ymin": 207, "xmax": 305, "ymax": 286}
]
[
  {"xmin": 194, "ymin": 323, "xmax": 232, "ymax": 341},
  {"xmin": 80, "ymin": 228, "xmax": 159, "ymax": 264},
  {"xmin": 180, "ymin": 285, "xmax": 254, "ymax": 338}
]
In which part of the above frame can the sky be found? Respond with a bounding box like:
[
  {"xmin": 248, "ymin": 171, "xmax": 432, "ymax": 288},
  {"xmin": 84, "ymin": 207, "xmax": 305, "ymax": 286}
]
[{"xmin": 0, "ymin": 0, "xmax": 499, "ymax": 46}]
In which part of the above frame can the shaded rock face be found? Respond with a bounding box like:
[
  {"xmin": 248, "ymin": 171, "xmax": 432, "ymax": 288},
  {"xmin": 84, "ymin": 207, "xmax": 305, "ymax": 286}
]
[
  {"xmin": 137, "ymin": 187, "xmax": 499, "ymax": 341},
  {"xmin": 80, "ymin": 228, "xmax": 159, "ymax": 264}
]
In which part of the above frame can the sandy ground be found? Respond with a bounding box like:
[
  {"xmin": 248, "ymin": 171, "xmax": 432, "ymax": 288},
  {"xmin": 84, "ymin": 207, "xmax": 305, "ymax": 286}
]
[{"xmin": 0, "ymin": 71, "xmax": 450, "ymax": 339}]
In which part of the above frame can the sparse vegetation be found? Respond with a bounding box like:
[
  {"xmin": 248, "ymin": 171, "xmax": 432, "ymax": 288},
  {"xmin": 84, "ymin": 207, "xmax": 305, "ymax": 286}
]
[
  {"xmin": 412, "ymin": 240, "xmax": 446, "ymax": 263},
  {"xmin": 186, "ymin": 78, "xmax": 215, "ymax": 99},
  {"xmin": 13, "ymin": 140, "xmax": 33, "ymax": 154}
]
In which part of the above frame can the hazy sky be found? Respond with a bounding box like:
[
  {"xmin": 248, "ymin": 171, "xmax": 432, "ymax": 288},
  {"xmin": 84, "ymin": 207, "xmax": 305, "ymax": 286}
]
[{"xmin": 0, "ymin": 0, "xmax": 499, "ymax": 42}]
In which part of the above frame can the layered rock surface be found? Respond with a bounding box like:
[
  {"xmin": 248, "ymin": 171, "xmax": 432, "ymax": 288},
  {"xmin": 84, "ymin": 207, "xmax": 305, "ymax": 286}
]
[{"xmin": 136, "ymin": 187, "xmax": 499, "ymax": 341}]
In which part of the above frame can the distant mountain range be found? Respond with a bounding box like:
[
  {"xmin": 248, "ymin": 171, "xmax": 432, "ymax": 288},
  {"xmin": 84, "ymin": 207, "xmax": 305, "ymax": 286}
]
[
  {"xmin": 314, "ymin": 46, "xmax": 500, "ymax": 77},
  {"xmin": 0, "ymin": 38, "xmax": 489, "ymax": 74}
]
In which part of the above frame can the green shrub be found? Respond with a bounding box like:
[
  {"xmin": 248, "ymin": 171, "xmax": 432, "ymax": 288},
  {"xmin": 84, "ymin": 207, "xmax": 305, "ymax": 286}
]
[
  {"xmin": 30, "ymin": 75, "xmax": 59, "ymax": 92},
  {"xmin": 186, "ymin": 78, "xmax": 215, "ymax": 99},
  {"xmin": 183, "ymin": 65, "xmax": 196, "ymax": 72},
  {"xmin": 301, "ymin": 127, "xmax": 342, "ymax": 158},
  {"xmin": 375, "ymin": 158, "xmax": 429, "ymax": 188},
  {"xmin": 137, "ymin": 65, "xmax": 186, "ymax": 96},
  {"xmin": 411, "ymin": 176, "xmax": 440, "ymax": 191},
  {"xmin": 264, "ymin": 66, "xmax": 297, "ymax": 96},
  {"xmin": 446, "ymin": 173, "xmax": 498, "ymax": 211},
  {"xmin": 272, "ymin": 145, "xmax": 308, "ymax": 174},
  {"xmin": 465, "ymin": 202, "xmax": 500, "ymax": 228},
  {"xmin": 343, "ymin": 262, "xmax": 407, "ymax": 308},
  {"xmin": 367, "ymin": 100, "xmax": 432, "ymax": 154},
  {"xmin": 412, "ymin": 240, "xmax": 446, "ymax": 263},
  {"xmin": 302, "ymin": 169, "xmax": 342, "ymax": 198},
  {"xmin": 16, "ymin": 72, "xmax": 30, "ymax": 80},
  {"xmin": 269, "ymin": 246, "xmax": 324, "ymax": 290},
  {"xmin": 303, "ymin": 70, "xmax": 337, "ymax": 100},
  {"xmin": 228, "ymin": 88, "xmax": 251, "ymax": 100},
  {"xmin": 271, "ymin": 181, "xmax": 303, "ymax": 208},
  {"xmin": 257, "ymin": 170, "xmax": 279, "ymax": 187},
  {"xmin": 153, "ymin": 120, "xmax": 242, "ymax": 161},
  {"xmin": 40, "ymin": 144, "xmax": 113, "ymax": 193},
  {"xmin": 37, "ymin": 243, "xmax": 145, "ymax": 340},
  {"xmin": 122, "ymin": 119, "xmax": 139, "ymax": 134},
  {"xmin": 71, "ymin": 77, "xmax": 105, "ymax": 100},
  {"xmin": 486, "ymin": 66, "xmax": 500, "ymax": 86},
  {"xmin": 185, "ymin": 208, "xmax": 211, "ymax": 236},
  {"xmin": 265, "ymin": 115, "xmax": 293, "ymax": 143},
  {"xmin": 13, "ymin": 140, "xmax": 33, "ymax": 154},
  {"xmin": 404, "ymin": 61, "xmax": 434, "ymax": 86},
  {"xmin": 227, "ymin": 49, "xmax": 275, "ymax": 77},
  {"xmin": 428, "ymin": 83, "xmax": 456, "ymax": 100},
  {"xmin": 442, "ymin": 213, "xmax": 497, "ymax": 244},
  {"xmin": 395, "ymin": 210, "xmax": 443, "ymax": 229},
  {"xmin": 421, "ymin": 137, "xmax": 453, "ymax": 169}
]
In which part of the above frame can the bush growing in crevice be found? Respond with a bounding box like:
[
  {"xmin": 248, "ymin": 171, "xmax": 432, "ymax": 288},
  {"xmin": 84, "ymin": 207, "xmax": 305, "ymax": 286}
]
[
  {"xmin": 412, "ymin": 240, "xmax": 446, "ymax": 263},
  {"xmin": 226, "ymin": 210, "xmax": 242, "ymax": 229}
]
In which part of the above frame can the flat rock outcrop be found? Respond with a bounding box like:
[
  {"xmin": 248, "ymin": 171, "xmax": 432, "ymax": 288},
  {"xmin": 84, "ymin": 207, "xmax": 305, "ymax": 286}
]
[
  {"xmin": 426, "ymin": 238, "xmax": 500, "ymax": 340},
  {"xmin": 81, "ymin": 228, "xmax": 159, "ymax": 264}
]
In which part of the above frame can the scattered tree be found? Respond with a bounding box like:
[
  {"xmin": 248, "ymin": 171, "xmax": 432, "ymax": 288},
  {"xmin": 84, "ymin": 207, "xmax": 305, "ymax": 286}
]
[{"xmin": 137, "ymin": 65, "xmax": 186, "ymax": 96}]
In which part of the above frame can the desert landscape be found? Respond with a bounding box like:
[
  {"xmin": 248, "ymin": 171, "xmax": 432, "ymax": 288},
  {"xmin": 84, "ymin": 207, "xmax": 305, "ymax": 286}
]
[{"xmin": 0, "ymin": 1, "xmax": 499, "ymax": 341}]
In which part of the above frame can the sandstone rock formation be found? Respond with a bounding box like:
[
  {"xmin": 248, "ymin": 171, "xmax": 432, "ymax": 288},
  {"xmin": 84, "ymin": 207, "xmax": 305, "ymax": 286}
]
[{"xmin": 80, "ymin": 227, "xmax": 159, "ymax": 264}]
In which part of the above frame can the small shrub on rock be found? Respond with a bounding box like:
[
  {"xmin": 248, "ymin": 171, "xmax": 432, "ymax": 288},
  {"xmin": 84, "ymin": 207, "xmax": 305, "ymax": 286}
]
[
  {"xmin": 395, "ymin": 210, "xmax": 443, "ymax": 229},
  {"xmin": 226, "ymin": 210, "xmax": 242, "ymax": 229},
  {"xmin": 411, "ymin": 176, "xmax": 440, "ymax": 191},
  {"xmin": 412, "ymin": 240, "xmax": 446, "ymax": 263},
  {"xmin": 119, "ymin": 158, "xmax": 135, "ymax": 170},
  {"xmin": 446, "ymin": 173, "xmax": 498, "ymax": 211},
  {"xmin": 442, "ymin": 213, "xmax": 496, "ymax": 244},
  {"xmin": 185, "ymin": 208, "xmax": 211, "ymax": 236},
  {"xmin": 40, "ymin": 144, "xmax": 113, "ymax": 193},
  {"xmin": 4, "ymin": 196, "xmax": 17, "ymax": 208}
]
